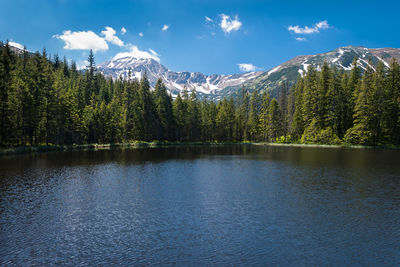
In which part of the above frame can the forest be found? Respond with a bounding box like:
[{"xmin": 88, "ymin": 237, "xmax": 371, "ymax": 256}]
[{"xmin": 1, "ymin": 41, "xmax": 400, "ymax": 148}]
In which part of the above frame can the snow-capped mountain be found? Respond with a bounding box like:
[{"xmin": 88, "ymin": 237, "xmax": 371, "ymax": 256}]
[
  {"xmin": 221, "ymin": 46, "xmax": 400, "ymax": 98},
  {"xmin": 98, "ymin": 56, "xmax": 262, "ymax": 98},
  {"xmin": 99, "ymin": 46, "xmax": 400, "ymax": 100}
]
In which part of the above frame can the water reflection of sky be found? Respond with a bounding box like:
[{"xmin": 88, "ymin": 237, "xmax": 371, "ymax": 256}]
[{"xmin": 0, "ymin": 146, "xmax": 399, "ymax": 265}]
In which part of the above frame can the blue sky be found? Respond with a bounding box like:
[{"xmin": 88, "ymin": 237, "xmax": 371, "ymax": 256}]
[{"xmin": 1, "ymin": 0, "xmax": 399, "ymax": 74}]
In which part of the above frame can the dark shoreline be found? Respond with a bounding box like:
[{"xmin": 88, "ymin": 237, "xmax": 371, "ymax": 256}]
[{"xmin": 1, "ymin": 141, "xmax": 399, "ymax": 156}]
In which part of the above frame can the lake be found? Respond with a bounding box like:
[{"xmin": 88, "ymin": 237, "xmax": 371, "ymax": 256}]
[{"xmin": 0, "ymin": 145, "xmax": 399, "ymax": 266}]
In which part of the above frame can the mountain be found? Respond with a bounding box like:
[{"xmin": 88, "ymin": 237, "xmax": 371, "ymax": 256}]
[
  {"xmin": 99, "ymin": 46, "xmax": 400, "ymax": 100},
  {"xmin": 221, "ymin": 46, "xmax": 400, "ymax": 98},
  {"xmin": 98, "ymin": 56, "xmax": 262, "ymax": 99}
]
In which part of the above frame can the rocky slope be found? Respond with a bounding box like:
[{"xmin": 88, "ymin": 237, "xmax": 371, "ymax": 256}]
[
  {"xmin": 98, "ymin": 46, "xmax": 400, "ymax": 100},
  {"xmin": 98, "ymin": 56, "xmax": 262, "ymax": 99},
  {"xmin": 221, "ymin": 46, "xmax": 400, "ymax": 98}
]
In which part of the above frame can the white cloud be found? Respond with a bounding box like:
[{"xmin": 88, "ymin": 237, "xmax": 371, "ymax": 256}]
[
  {"xmin": 238, "ymin": 63, "xmax": 257, "ymax": 72},
  {"xmin": 295, "ymin": 37, "xmax": 307, "ymax": 41},
  {"xmin": 121, "ymin": 27, "xmax": 127, "ymax": 35},
  {"xmin": 148, "ymin": 48, "xmax": 158, "ymax": 56},
  {"xmin": 288, "ymin": 20, "xmax": 330, "ymax": 34},
  {"xmin": 315, "ymin": 20, "xmax": 329, "ymax": 30},
  {"xmin": 101, "ymin": 26, "xmax": 124, "ymax": 47},
  {"xmin": 205, "ymin": 16, "xmax": 213, "ymax": 22},
  {"xmin": 113, "ymin": 44, "xmax": 160, "ymax": 62},
  {"xmin": 220, "ymin": 14, "xmax": 242, "ymax": 34},
  {"xmin": 9, "ymin": 41, "xmax": 24, "ymax": 50},
  {"xmin": 162, "ymin": 24, "xmax": 169, "ymax": 31},
  {"xmin": 139, "ymin": 32, "xmax": 144, "ymax": 37},
  {"xmin": 77, "ymin": 60, "xmax": 89, "ymax": 70},
  {"xmin": 54, "ymin": 30, "xmax": 109, "ymax": 52}
]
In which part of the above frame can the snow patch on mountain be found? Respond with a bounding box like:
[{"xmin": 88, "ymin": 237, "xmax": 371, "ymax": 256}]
[
  {"xmin": 267, "ymin": 66, "xmax": 281, "ymax": 75},
  {"xmin": 98, "ymin": 56, "xmax": 262, "ymax": 97}
]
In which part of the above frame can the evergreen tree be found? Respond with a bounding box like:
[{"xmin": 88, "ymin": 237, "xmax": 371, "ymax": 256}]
[
  {"xmin": 234, "ymin": 88, "xmax": 249, "ymax": 141},
  {"xmin": 291, "ymin": 77, "xmax": 305, "ymax": 140},
  {"xmin": 247, "ymin": 90, "xmax": 261, "ymax": 141},
  {"xmin": 0, "ymin": 42, "xmax": 14, "ymax": 146},
  {"xmin": 259, "ymin": 91, "xmax": 271, "ymax": 141},
  {"xmin": 154, "ymin": 79, "xmax": 174, "ymax": 140},
  {"xmin": 267, "ymin": 98, "xmax": 282, "ymax": 141},
  {"xmin": 345, "ymin": 64, "xmax": 375, "ymax": 145},
  {"xmin": 278, "ymin": 81, "xmax": 289, "ymax": 136},
  {"xmin": 173, "ymin": 93, "xmax": 186, "ymax": 141},
  {"xmin": 138, "ymin": 74, "xmax": 156, "ymax": 141},
  {"xmin": 385, "ymin": 59, "xmax": 400, "ymax": 144},
  {"xmin": 187, "ymin": 89, "xmax": 200, "ymax": 140},
  {"xmin": 85, "ymin": 49, "xmax": 96, "ymax": 105},
  {"xmin": 216, "ymin": 98, "xmax": 235, "ymax": 141}
]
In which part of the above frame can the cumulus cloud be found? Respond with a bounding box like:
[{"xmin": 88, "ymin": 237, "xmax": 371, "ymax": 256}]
[
  {"xmin": 288, "ymin": 20, "xmax": 330, "ymax": 34},
  {"xmin": 220, "ymin": 14, "xmax": 242, "ymax": 34},
  {"xmin": 238, "ymin": 63, "xmax": 257, "ymax": 72},
  {"xmin": 101, "ymin": 26, "xmax": 124, "ymax": 47},
  {"xmin": 139, "ymin": 32, "xmax": 144, "ymax": 37},
  {"xmin": 205, "ymin": 16, "xmax": 213, "ymax": 22},
  {"xmin": 9, "ymin": 41, "xmax": 24, "ymax": 50},
  {"xmin": 162, "ymin": 24, "xmax": 169, "ymax": 31},
  {"xmin": 295, "ymin": 37, "xmax": 307, "ymax": 41},
  {"xmin": 54, "ymin": 26, "xmax": 127, "ymax": 52},
  {"xmin": 113, "ymin": 44, "xmax": 160, "ymax": 62},
  {"xmin": 54, "ymin": 30, "xmax": 109, "ymax": 52}
]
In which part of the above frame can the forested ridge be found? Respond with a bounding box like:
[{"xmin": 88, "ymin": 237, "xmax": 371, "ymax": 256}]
[{"xmin": 1, "ymin": 41, "xmax": 400, "ymax": 148}]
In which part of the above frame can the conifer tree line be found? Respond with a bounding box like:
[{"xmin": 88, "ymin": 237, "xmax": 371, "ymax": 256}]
[{"xmin": 1, "ymin": 41, "xmax": 400, "ymax": 148}]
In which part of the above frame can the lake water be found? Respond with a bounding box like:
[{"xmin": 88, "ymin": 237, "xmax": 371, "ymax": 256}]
[{"xmin": 0, "ymin": 145, "xmax": 399, "ymax": 266}]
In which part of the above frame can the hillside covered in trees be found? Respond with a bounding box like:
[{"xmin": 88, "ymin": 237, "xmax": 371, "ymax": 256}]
[{"xmin": 1, "ymin": 41, "xmax": 400, "ymax": 148}]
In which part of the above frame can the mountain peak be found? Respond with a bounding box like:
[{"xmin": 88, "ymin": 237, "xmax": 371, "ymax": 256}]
[
  {"xmin": 98, "ymin": 55, "xmax": 261, "ymax": 98},
  {"xmin": 98, "ymin": 46, "xmax": 400, "ymax": 100}
]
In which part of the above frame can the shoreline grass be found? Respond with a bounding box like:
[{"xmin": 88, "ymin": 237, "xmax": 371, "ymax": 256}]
[{"xmin": 1, "ymin": 141, "xmax": 399, "ymax": 156}]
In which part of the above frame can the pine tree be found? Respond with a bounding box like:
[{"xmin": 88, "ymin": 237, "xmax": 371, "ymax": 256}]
[
  {"xmin": 85, "ymin": 49, "xmax": 96, "ymax": 105},
  {"xmin": 216, "ymin": 97, "xmax": 235, "ymax": 141},
  {"xmin": 316, "ymin": 62, "xmax": 333, "ymax": 128},
  {"xmin": 234, "ymin": 88, "xmax": 249, "ymax": 141},
  {"xmin": 302, "ymin": 65, "xmax": 318, "ymax": 126},
  {"xmin": 278, "ymin": 81, "xmax": 289, "ymax": 137},
  {"xmin": 0, "ymin": 42, "xmax": 14, "ymax": 146},
  {"xmin": 248, "ymin": 90, "xmax": 261, "ymax": 141},
  {"xmin": 267, "ymin": 98, "xmax": 282, "ymax": 141},
  {"xmin": 326, "ymin": 67, "xmax": 346, "ymax": 138},
  {"xmin": 385, "ymin": 59, "xmax": 400, "ymax": 144},
  {"xmin": 259, "ymin": 91, "xmax": 271, "ymax": 141},
  {"xmin": 291, "ymin": 77, "xmax": 305, "ymax": 140},
  {"xmin": 154, "ymin": 79, "xmax": 174, "ymax": 140},
  {"xmin": 344, "ymin": 64, "xmax": 375, "ymax": 145},
  {"xmin": 187, "ymin": 89, "xmax": 200, "ymax": 140},
  {"xmin": 345, "ymin": 58, "xmax": 362, "ymax": 130},
  {"xmin": 370, "ymin": 61, "xmax": 386, "ymax": 143},
  {"xmin": 173, "ymin": 93, "xmax": 186, "ymax": 141},
  {"xmin": 138, "ymin": 74, "xmax": 156, "ymax": 141}
]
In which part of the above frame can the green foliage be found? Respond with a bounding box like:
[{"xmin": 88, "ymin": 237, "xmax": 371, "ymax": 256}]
[
  {"xmin": 1, "ymin": 41, "xmax": 399, "ymax": 148},
  {"xmin": 301, "ymin": 119, "xmax": 341, "ymax": 145},
  {"xmin": 344, "ymin": 122, "xmax": 373, "ymax": 145}
]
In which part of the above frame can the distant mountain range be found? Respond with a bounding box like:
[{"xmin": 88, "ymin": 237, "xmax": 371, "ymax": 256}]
[
  {"xmin": 98, "ymin": 56, "xmax": 262, "ymax": 99},
  {"xmin": 221, "ymin": 46, "xmax": 400, "ymax": 98},
  {"xmin": 98, "ymin": 46, "xmax": 400, "ymax": 99}
]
